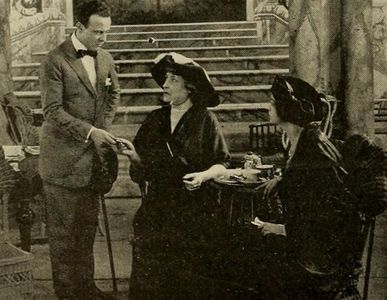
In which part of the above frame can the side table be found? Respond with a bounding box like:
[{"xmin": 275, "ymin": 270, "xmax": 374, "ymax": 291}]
[{"xmin": 210, "ymin": 178, "xmax": 267, "ymax": 227}]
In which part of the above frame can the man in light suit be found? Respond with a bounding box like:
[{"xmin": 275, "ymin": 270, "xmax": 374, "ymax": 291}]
[{"xmin": 39, "ymin": 1, "xmax": 120, "ymax": 299}]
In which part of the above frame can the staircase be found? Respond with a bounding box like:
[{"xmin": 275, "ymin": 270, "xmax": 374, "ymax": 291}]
[{"xmin": 11, "ymin": 21, "xmax": 290, "ymax": 197}]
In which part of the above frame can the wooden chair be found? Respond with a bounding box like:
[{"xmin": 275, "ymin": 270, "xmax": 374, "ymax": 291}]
[
  {"xmin": 139, "ymin": 181, "xmax": 149, "ymax": 200},
  {"xmin": 249, "ymin": 122, "xmax": 281, "ymax": 155},
  {"xmin": 362, "ymin": 152, "xmax": 387, "ymax": 300},
  {"xmin": 281, "ymin": 93, "xmax": 338, "ymax": 151}
]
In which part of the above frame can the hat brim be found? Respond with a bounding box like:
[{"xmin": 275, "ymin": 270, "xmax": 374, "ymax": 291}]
[
  {"xmin": 151, "ymin": 54, "xmax": 219, "ymax": 107},
  {"xmin": 271, "ymin": 75, "xmax": 326, "ymax": 123}
]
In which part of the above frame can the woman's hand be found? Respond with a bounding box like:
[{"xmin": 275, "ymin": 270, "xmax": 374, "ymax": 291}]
[
  {"xmin": 115, "ymin": 138, "xmax": 141, "ymax": 165},
  {"xmin": 256, "ymin": 175, "xmax": 282, "ymax": 199},
  {"xmin": 261, "ymin": 222, "xmax": 286, "ymax": 236},
  {"xmin": 183, "ymin": 172, "xmax": 206, "ymax": 191},
  {"xmin": 183, "ymin": 164, "xmax": 227, "ymax": 191}
]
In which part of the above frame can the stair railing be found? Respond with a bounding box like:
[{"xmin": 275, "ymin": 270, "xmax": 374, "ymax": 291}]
[{"xmin": 254, "ymin": 12, "xmax": 289, "ymax": 44}]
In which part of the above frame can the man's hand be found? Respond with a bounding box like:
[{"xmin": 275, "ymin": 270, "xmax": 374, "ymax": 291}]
[{"xmin": 90, "ymin": 128, "xmax": 116, "ymax": 149}]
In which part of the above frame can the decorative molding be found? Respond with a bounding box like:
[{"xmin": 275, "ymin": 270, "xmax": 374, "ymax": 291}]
[
  {"xmin": 12, "ymin": 0, "xmax": 43, "ymax": 16},
  {"xmin": 372, "ymin": 4, "xmax": 387, "ymax": 98},
  {"xmin": 10, "ymin": 0, "xmax": 65, "ymax": 36},
  {"xmin": 11, "ymin": 20, "xmax": 65, "ymax": 43},
  {"xmin": 254, "ymin": 0, "xmax": 288, "ymax": 21}
]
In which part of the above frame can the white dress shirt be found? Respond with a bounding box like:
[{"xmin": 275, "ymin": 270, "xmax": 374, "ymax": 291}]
[
  {"xmin": 71, "ymin": 33, "xmax": 97, "ymax": 142},
  {"xmin": 71, "ymin": 33, "xmax": 97, "ymax": 89}
]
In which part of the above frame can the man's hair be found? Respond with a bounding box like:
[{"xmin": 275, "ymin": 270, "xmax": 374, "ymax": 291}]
[{"xmin": 75, "ymin": 0, "xmax": 111, "ymax": 27}]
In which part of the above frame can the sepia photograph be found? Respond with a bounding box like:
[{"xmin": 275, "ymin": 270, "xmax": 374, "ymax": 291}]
[{"xmin": 0, "ymin": 0, "xmax": 386, "ymax": 299}]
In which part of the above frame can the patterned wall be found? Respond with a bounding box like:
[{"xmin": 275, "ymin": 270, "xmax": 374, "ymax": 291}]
[
  {"xmin": 253, "ymin": 0, "xmax": 387, "ymax": 98},
  {"xmin": 10, "ymin": 0, "xmax": 65, "ymax": 64},
  {"xmin": 373, "ymin": 2, "xmax": 387, "ymax": 98}
]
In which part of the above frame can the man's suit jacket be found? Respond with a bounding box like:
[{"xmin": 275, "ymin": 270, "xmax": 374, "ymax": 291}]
[{"xmin": 39, "ymin": 38, "xmax": 120, "ymax": 188}]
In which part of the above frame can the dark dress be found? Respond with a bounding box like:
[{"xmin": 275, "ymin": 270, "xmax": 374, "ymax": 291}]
[
  {"xmin": 129, "ymin": 105, "xmax": 230, "ymax": 299},
  {"xmin": 261, "ymin": 125, "xmax": 363, "ymax": 300}
]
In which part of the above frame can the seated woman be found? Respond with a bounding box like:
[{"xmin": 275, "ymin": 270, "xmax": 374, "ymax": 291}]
[
  {"xmin": 255, "ymin": 75, "xmax": 363, "ymax": 300},
  {"xmin": 118, "ymin": 52, "xmax": 230, "ymax": 299}
]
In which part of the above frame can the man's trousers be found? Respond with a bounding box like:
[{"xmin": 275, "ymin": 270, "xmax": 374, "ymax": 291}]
[{"xmin": 43, "ymin": 182, "xmax": 99, "ymax": 298}]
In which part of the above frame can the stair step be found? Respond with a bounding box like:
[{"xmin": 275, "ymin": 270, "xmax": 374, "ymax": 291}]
[
  {"xmin": 15, "ymin": 85, "xmax": 273, "ymax": 107},
  {"xmin": 375, "ymin": 99, "xmax": 387, "ymax": 123},
  {"xmin": 31, "ymin": 100, "xmax": 387, "ymax": 135},
  {"xmin": 111, "ymin": 45, "xmax": 289, "ymax": 60},
  {"xmin": 65, "ymin": 21, "xmax": 257, "ymax": 34},
  {"xmin": 121, "ymin": 85, "xmax": 273, "ymax": 106},
  {"xmin": 13, "ymin": 76, "xmax": 39, "ymax": 91},
  {"xmin": 103, "ymin": 36, "xmax": 259, "ymax": 49},
  {"xmin": 109, "ymin": 121, "xmax": 255, "ymax": 153},
  {"xmin": 116, "ymin": 55, "xmax": 290, "ymax": 72},
  {"xmin": 114, "ymin": 104, "xmax": 270, "ymax": 124},
  {"xmin": 117, "ymin": 69, "xmax": 288, "ymax": 89},
  {"xmin": 32, "ymin": 45, "xmax": 289, "ymax": 61},
  {"xmin": 14, "ymin": 90, "xmax": 41, "ymax": 108},
  {"xmin": 12, "ymin": 62, "xmax": 40, "ymax": 76},
  {"xmin": 12, "ymin": 55, "xmax": 290, "ymax": 76},
  {"xmin": 32, "ymin": 103, "xmax": 271, "ymax": 126},
  {"xmin": 32, "ymin": 121, "xmax": 268, "ymax": 171},
  {"xmin": 13, "ymin": 69, "xmax": 289, "ymax": 90},
  {"xmin": 67, "ymin": 28, "xmax": 258, "ymax": 40},
  {"xmin": 103, "ymin": 28, "xmax": 258, "ymax": 40}
]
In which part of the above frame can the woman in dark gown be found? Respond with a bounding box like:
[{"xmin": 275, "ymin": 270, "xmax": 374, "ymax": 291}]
[
  {"xmin": 255, "ymin": 76, "xmax": 363, "ymax": 299},
  {"xmin": 118, "ymin": 52, "xmax": 230, "ymax": 299}
]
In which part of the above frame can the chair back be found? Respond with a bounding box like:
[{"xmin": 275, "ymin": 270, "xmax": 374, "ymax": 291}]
[
  {"xmin": 139, "ymin": 181, "xmax": 149, "ymax": 200},
  {"xmin": 249, "ymin": 122, "xmax": 280, "ymax": 155}
]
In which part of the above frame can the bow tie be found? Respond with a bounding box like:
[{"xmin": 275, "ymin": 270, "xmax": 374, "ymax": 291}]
[{"xmin": 76, "ymin": 49, "xmax": 98, "ymax": 58}]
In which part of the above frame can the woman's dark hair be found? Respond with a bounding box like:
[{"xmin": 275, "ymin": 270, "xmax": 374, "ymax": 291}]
[
  {"xmin": 75, "ymin": 0, "xmax": 111, "ymax": 27},
  {"xmin": 270, "ymin": 75, "xmax": 327, "ymax": 127}
]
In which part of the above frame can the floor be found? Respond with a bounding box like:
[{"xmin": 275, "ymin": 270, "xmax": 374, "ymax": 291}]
[
  {"xmin": 4, "ymin": 196, "xmax": 387, "ymax": 299},
  {"xmin": 6, "ymin": 197, "xmax": 141, "ymax": 299}
]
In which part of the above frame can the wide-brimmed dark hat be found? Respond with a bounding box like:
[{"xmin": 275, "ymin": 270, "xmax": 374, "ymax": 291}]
[
  {"xmin": 151, "ymin": 52, "xmax": 219, "ymax": 107},
  {"xmin": 270, "ymin": 75, "xmax": 328, "ymax": 127}
]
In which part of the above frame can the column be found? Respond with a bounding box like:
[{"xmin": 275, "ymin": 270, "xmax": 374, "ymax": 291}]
[
  {"xmin": 0, "ymin": 0, "xmax": 17, "ymax": 145},
  {"xmin": 289, "ymin": 0, "xmax": 374, "ymax": 137},
  {"xmin": 246, "ymin": 0, "xmax": 255, "ymax": 21},
  {"xmin": 65, "ymin": 0, "xmax": 73, "ymax": 27},
  {"xmin": 342, "ymin": 0, "xmax": 374, "ymax": 137},
  {"xmin": 288, "ymin": 0, "xmax": 341, "ymax": 96}
]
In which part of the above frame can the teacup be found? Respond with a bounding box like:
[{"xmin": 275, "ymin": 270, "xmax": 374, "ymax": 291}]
[
  {"xmin": 255, "ymin": 164, "xmax": 275, "ymax": 178},
  {"xmin": 241, "ymin": 169, "xmax": 260, "ymax": 181}
]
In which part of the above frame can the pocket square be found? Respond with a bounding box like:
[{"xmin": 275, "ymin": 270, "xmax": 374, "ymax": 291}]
[{"xmin": 105, "ymin": 78, "xmax": 112, "ymax": 86}]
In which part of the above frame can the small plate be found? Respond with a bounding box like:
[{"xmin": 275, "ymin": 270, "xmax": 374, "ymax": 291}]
[
  {"xmin": 214, "ymin": 176, "xmax": 267, "ymax": 187},
  {"xmin": 24, "ymin": 146, "xmax": 40, "ymax": 155},
  {"xmin": 255, "ymin": 164, "xmax": 274, "ymax": 170}
]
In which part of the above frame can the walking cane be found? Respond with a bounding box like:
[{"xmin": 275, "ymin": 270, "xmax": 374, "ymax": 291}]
[
  {"xmin": 363, "ymin": 217, "xmax": 376, "ymax": 300},
  {"xmin": 100, "ymin": 194, "xmax": 118, "ymax": 295}
]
